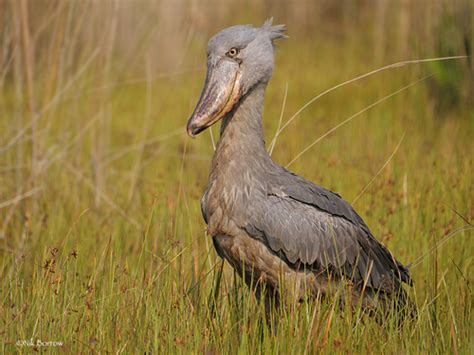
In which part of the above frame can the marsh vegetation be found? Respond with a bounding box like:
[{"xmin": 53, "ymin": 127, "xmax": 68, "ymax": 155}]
[{"xmin": 0, "ymin": 1, "xmax": 472, "ymax": 353}]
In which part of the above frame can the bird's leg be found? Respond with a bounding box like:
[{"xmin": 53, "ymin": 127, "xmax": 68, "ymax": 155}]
[
  {"xmin": 263, "ymin": 286, "xmax": 280, "ymax": 332},
  {"xmin": 243, "ymin": 271, "xmax": 280, "ymax": 331},
  {"xmin": 252, "ymin": 284, "xmax": 279, "ymax": 332}
]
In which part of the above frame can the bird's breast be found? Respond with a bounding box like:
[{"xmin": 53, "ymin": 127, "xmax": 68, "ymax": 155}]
[{"xmin": 201, "ymin": 169, "xmax": 264, "ymax": 237}]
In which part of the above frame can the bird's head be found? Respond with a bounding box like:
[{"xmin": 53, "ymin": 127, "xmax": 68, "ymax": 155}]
[{"xmin": 186, "ymin": 19, "xmax": 287, "ymax": 137}]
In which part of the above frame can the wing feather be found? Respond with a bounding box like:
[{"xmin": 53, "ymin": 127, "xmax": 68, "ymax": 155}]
[{"xmin": 244, "ymin": 183, "xmax": 411, "ymax": 291}]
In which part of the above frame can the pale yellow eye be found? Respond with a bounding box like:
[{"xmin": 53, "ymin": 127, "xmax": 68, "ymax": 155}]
[{"xmin": 227, "ymin": 48, "xmax": 239, "ymax": 57}]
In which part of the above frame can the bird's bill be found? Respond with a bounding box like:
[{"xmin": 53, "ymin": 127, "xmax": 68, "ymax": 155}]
[{"xmin": 187, "ymin": 59, "xmax": 241, "ymax": 137}]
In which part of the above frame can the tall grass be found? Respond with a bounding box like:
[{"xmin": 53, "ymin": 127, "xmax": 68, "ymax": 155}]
[{"xmin": 1, "ymin": 1, "xmax": 472, "ymax": 353}]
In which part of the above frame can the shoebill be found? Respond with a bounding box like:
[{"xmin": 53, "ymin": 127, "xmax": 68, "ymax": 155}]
[{"xmin": 186, "ymin": 19, "xmax": 412, "ymax": 314}]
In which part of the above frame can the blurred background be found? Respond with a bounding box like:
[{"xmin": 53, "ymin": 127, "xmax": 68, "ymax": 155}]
[
  {"xmin": 1, "ymin": 0, "xmax": 472, "ymax": 243},
  {"xmin": 0, "ymin": 1, "xmax": 472, "ymax": 352}
]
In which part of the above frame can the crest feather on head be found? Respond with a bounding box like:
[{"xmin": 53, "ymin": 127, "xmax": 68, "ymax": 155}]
[{"xmin": 261, "ymin": 18, "xmax": 288, "ymax": 41}]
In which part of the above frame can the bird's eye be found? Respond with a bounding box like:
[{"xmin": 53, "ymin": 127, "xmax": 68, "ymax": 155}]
[{"xmin": 226, "ymin": 48, "xmax": 239, "ymax": 57}]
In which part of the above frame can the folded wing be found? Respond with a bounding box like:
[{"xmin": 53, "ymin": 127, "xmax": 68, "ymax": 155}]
[{"xmin": 243, "ymin": 170, "xmax": 411, "ymax": 292}]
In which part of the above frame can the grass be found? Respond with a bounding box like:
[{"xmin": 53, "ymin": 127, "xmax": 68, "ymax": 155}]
[{"xmin": 1, "ymin": 2, "xmax": 473, "ymax": 353}]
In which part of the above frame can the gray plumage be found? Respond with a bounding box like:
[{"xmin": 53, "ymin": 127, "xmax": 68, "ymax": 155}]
[{"xmin": 187, "ymin": 19, "xmax": 412, "ymax": 312}]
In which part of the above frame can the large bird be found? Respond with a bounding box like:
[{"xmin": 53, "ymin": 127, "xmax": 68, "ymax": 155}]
[{"xmin": 186, "ymin": 20, "xmax": 412, "ymax": 314}]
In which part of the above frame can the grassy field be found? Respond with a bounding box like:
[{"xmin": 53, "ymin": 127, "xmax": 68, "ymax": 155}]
[{"xmin": 1, "ymin": 1, "xmax": 473, "ymax": 353}]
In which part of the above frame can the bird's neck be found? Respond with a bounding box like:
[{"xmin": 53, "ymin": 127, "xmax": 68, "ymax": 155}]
[{"xmin": 216, "ymin": 83, "xmax": 268, "ymax": 157}]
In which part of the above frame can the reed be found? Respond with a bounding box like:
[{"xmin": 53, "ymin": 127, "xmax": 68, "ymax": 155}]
[{"xmin": 0, "ymin": 1, "xmax": 472, "ymax": 352}]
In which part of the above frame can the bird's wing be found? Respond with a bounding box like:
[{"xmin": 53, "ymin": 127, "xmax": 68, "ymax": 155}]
[
  {"xmin": 243, "ymin": 173, "xmax": 411, "ymax": 291},
  {"xmin": 274, "ymin": 169, "xmax": 372, "ymax": 233}
]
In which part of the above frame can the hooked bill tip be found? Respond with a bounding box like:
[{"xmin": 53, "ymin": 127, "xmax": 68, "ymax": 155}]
[
  {"xmin": 186, "ymin": 123, "xmax": 196, "ymax": 138},
  {"xmin": 186, "ymin": 119, "xmax": 206, "ymax": 137}
]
